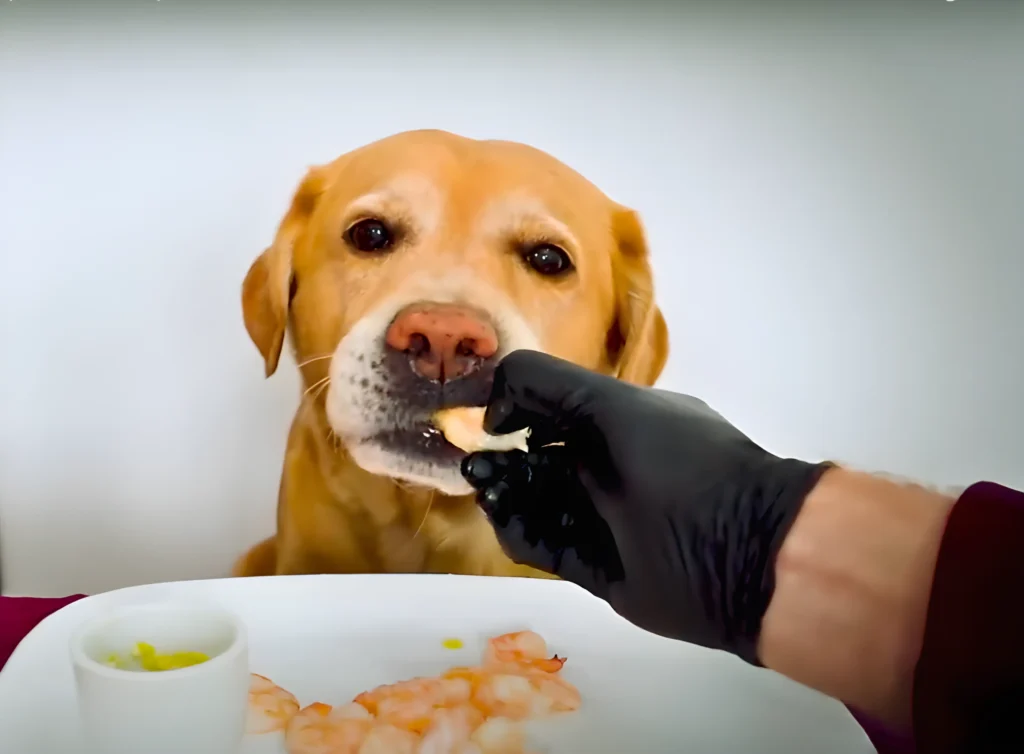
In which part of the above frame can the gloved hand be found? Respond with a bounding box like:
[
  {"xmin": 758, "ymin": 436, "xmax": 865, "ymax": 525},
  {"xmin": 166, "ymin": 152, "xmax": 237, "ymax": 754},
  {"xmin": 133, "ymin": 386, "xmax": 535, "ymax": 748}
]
[{"xmin": 461, "ymin": 350, "xmax": 832, "ymax": 665}]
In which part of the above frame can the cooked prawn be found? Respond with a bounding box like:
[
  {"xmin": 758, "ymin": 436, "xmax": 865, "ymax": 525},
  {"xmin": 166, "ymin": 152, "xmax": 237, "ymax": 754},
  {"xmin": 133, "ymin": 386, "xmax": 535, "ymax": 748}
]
[
  {"xmin": 436, "ymin": 675, "xmax": 474, "ymax": 706},
  {"xmin": 246, "ymin": 673, "xmax": 300, "ymax": 734},
  {"xmin": 354, "ymin": 677, "xmax": 441, "ymax": 714},
  {"xmin": 433, "ymin": 407, "xmax": 531, "ymax": 453},
  {"xmin": 483, "ymin": 631, "xmax": 565, "ymax": 673},
  {"xmin": 525, "ymin": 669, "xmax": 581, "ymax": 713},
  {"xmin": 375, "ymin": 694, "xmax": 436, "ymax": 733},
  {"xmin": 470, "ymin": 716, "xmax": 528, "ymax": 754},
  {"xmin": 285, "ymin": 702, "xmax": 373, "ymax": 754},
  {"xmin": 334, "ymin": 702, "xmax": 374, "ymax": 721},
  {"xmin": 357, "ymin": 723, "xmax": 419, "ymax": 754},
  {"xmin": 418, "ymin": 705, "xmax": 486, "ymax": 754},
  {"xmin": 353, "ymin": 673, "xmax": 476, "ymax": 735},
  {"xmin": 472, "ymin": 671, "xmax": 555, "ymax": 720},
  {"xmin": 253, "ymin": 629, "xmax": 576, "ymax": 754}
]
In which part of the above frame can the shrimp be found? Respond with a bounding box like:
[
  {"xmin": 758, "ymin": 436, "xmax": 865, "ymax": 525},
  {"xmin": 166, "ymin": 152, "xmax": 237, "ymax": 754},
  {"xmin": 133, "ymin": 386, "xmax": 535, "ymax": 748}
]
[
  {"xmin": 433, "ymin": 406, "xmax": 531, "ymax": 453},
  {"xmin": 466, "ymin": 663, "xmax": 581, "ymax": 720},
  {"xmin": 247, "ymin": 673, "xmax": 300, "ymax": 734},
  {"xmin": 441, "ymin": 667, "xmax": 490, "ymax": 700},
  {"xmin": 470, "ymin": 717, "xmax": 528, "ymax": 754},
  {"xmin": 442, "ymin": 666, "xmax": 488, "ymax": 685},
  {"xmin": 472, "ymin": 671, "xmax": 554, "ymax": 720},
  {"xmin": 355, "ymin": 677, "xmax": 441, "ymax": 714},
  {"xmin": 436, "ymin": 676, "xmax": 473, "ymax": 706},
  {"xmin": 285, "ymin": 702, "xmax": 373, "ymax": 754},
  {"xmin": 313, "ymin": 629, "xmax": 578, "ymax": 754},
  {"xmin": 375, "ymin": 694, "xmax": 436, "ymax": 734},
  {"xmin": 357, "ymin": 723, "xmax": 419, "ymax": 754},
  {"xmin": 483, "ymin": 631, "xmax": 565, "ymax": 673},
  {"xmin": 525, "ymin": 669, "xmax": 581, "ymax": 713},
  {"xmin": 335, "ymin": 702, "xmax": 374, "ymax": 720},
  {"xmin": 417, "ymin": 705, "xmax": 485, "ymax": 754},
  {"xmin": 355, "ymin": 674, "xmax": 475, "ymax": 734}
]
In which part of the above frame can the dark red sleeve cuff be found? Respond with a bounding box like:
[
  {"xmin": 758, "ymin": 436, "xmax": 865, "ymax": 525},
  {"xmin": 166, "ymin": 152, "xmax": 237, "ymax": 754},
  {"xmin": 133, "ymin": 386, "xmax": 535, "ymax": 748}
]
[
  {"xmin": 0, "ymin": 595, "xmax": 86, "ymax": 671},
  {"xmin": 913, "ymin": 482, "xmax": 1024, "ymax": 753}
]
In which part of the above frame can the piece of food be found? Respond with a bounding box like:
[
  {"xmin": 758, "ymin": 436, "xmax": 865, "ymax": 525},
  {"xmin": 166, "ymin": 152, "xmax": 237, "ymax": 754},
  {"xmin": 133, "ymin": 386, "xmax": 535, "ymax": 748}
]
[
  {"xmin": 433, "ymin": 407, "xmax": 530, "ymax": 453},
  {"xmin": 482, "ymin": 631, "xmax": 564, "ymax": 673},
  {"xmin": 251, "ymin": 631, "xmax": 579, "ymax": 754},
  {"xmin": 442, "ymin": 637, "xmax": 465, "ymax": 650},
  {"xmin": 104, "ymin": 641, "xmax": 210, "ymax": 672},
  {"xmin": 133, "ymin": 641, "xmax": 210, "ymax": 671},
  {"xmin": 285, "ymin": 702, "xmax": 372, "ymax": 754},
  {"xmin": 247, "ymin": 673, "xmax": 301, "ymax": 734}
]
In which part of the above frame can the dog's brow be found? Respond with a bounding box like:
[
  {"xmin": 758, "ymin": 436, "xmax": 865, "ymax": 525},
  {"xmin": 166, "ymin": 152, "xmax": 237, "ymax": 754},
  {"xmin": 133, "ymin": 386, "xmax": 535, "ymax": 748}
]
[
  {"xmin": 347, "ymin": 173, "xmax": 442, "ymax": 229},
  {"xmin": 477, "ymin": 195, "xmax": 579, "ymax": 251}
]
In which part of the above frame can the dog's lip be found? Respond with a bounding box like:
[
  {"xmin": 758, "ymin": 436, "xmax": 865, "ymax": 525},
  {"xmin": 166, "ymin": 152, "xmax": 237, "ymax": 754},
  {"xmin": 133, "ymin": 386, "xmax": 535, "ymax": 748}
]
[
  {"xmin": 375, "ymin": 348, "xmax": 496, "ymax": 410},
  {"xmin": 368, "ymin": 419, "xmax": 472, "ymax": 463}
]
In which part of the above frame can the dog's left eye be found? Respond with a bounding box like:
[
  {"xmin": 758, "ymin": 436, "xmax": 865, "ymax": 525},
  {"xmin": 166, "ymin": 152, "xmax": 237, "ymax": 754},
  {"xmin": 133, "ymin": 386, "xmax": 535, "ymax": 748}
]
[
  {"xmin": 523, "ymin": 244, "xmax": 573, "ymax": 277},
  {"xmin": 346, "ymin": 218, "xmax": 394, "ymax": 253}
]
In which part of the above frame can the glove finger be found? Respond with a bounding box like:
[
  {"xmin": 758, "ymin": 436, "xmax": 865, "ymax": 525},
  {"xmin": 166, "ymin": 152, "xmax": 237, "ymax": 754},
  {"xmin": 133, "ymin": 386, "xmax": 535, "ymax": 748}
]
[
  {"xmin": 483, "ymin": 350, "xmax": 614, "ymax": 441},
  {"xmin": 490, "ymin": 504, "xmax": 609, "ymax": 600},
  {"xmin": 475, "ymin": 480, "xmax": 560, "ymax": 574},
  {"xmin": 473, "ymin": 447, "xmax": 622, "ymax": 597},
  {"xmin": 471, "ymin": 448, "xmax": 558, "ymax": 524},
  {"xmin": 461, "ymin": 451, "xmax": 522, "ymax": 491}
]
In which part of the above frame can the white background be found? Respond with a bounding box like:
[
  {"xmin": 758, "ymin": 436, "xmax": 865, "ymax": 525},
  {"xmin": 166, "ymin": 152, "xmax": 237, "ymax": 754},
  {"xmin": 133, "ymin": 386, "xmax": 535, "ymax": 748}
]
[{"xmin": 1, "ymin": 1, "xmax": 1021, "ymax": 597}]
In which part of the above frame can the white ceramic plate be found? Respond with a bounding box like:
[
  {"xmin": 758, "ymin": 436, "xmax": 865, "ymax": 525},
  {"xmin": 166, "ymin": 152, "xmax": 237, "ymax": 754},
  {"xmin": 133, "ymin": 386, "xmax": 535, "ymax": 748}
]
[{"xmin": 0, "ymin": 575, "xmax": 874, "ymax": 753}]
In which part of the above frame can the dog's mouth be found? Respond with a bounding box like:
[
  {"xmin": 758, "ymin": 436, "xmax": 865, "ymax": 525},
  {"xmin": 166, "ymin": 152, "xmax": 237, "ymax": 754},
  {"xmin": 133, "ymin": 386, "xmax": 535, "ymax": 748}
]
[
  {"xmin": 368, "ymin": 348, "xmax": 492, "ymax": 458},
  {"xmin": 369, "ymin": 424, "xmax": 465, "ymax": 464},
  {"xmin": 323, "ymin": 294, "xmax": 540, "ymax": 495},
  {"xmin": 324, "ymin": 341, "xmax": 500, "ymax": 494}
]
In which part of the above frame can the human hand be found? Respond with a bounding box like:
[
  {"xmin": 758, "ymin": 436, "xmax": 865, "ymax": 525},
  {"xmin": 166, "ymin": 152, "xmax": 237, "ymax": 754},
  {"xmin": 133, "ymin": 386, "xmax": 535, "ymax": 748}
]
[{"xmin": 461, "ymin": 350, "xmax": 832, "ymax": 664}]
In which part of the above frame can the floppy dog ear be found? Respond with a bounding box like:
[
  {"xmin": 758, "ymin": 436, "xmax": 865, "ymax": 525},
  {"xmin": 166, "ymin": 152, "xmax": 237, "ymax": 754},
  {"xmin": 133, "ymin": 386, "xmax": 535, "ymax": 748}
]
[
  {"xmin": 607, "ymin": 207, "xmax": 670, "ymax": 387},
  {"xmin": 242, "ymin": 168, "xmax": 327, "ymax": 377}
]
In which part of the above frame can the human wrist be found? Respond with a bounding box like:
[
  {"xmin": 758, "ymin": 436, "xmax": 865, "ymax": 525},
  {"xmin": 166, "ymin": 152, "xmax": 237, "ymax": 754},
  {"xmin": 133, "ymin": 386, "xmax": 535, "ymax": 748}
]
[{"xmin": 757, "ymin": 468, "xmax": 954, "ymax": 727}]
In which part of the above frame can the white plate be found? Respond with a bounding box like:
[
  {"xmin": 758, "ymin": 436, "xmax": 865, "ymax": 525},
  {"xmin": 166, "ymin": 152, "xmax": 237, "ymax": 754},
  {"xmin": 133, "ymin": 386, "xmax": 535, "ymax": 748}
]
[{"xmin": 0, "ymin": 575, "xmax": 874, "ymax": 753}]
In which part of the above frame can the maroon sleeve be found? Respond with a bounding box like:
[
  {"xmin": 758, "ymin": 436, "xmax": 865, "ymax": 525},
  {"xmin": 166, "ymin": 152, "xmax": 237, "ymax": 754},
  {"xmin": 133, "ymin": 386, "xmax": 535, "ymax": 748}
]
[
  {"xmin": 913, "ymin": 482, "xmax": 1024, "ymax": 754},
  {"xmin": 0, "ymin": 595, "xmax": 86, "ymax": 671}
]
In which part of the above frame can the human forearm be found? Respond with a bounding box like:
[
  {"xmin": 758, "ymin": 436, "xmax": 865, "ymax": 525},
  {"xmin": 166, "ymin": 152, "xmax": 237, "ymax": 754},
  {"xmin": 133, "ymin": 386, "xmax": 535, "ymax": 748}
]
[{"xmin": 758, "ymin": 468, "xmax": 955, "ymax": 727}]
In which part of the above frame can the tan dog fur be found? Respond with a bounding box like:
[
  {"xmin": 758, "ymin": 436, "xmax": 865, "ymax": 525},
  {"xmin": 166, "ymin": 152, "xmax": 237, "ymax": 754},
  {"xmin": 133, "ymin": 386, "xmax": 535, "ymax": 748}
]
[{"xmin": 234, "ymin": 130, "xmax": 669, "ymax": 579}]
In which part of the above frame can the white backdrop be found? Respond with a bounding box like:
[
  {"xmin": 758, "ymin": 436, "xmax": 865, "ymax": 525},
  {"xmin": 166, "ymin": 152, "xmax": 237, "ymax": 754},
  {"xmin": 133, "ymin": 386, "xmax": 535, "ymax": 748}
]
[{"xmin": 2, "ymin": 1, "xmax": 1021, "ymax": 596}]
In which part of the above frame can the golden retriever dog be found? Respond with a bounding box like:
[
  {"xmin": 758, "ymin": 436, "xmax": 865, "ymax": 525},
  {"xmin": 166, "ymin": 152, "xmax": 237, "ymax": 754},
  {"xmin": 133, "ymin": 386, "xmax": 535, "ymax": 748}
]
[{"xmin": 233, "ymin": 129, "xmax": 669, "ymax": 579}]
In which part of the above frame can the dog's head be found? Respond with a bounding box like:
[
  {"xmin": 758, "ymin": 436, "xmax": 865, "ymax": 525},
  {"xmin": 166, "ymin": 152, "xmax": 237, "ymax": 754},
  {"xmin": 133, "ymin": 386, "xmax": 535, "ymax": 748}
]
[{"xmin": 242, "ymin": 130, "xmax": 668, "ymax": 496}]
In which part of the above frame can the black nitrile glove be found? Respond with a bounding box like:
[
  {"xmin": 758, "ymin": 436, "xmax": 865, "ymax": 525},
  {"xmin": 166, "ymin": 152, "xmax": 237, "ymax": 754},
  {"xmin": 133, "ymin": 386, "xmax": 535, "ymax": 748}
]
[{"xmin": 461, "ymin": 350, "xmax": 832, "ymax": 665}]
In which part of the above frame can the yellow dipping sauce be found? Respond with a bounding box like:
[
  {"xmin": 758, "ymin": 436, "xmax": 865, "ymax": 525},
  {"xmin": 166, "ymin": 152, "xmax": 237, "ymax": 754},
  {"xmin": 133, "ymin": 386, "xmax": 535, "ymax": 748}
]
[
  {"xmin": 441, "ymin": 638, "xmax": 464, "ymax": 650},
  {"xmin": 105, "ymin": 642, "xmax": 210, "ymax": 672}
]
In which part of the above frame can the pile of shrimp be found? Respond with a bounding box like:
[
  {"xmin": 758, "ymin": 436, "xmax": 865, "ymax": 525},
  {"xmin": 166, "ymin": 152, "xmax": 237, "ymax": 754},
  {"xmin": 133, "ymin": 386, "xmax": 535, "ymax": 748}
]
[{"xmin": 246, "ymin": 630, "xmax": 581, "ymax": 754}]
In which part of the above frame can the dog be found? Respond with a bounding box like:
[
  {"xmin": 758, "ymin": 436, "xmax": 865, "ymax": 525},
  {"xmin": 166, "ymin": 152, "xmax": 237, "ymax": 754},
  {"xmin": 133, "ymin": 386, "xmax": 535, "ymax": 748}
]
[{"xmin": 233, "ymin": 129, "xmax": 669, "ymax": 579}]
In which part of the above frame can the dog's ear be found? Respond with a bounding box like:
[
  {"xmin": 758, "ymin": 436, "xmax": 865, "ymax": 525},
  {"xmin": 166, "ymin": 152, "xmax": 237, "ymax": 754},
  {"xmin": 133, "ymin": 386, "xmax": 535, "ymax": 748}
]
[
  {"xmin": 242, "ymin": 168, "xmax": 327, "ymax": 377},
  {"xmin": 607, "ymin": 207, "xmax": 670, "ymax": 386}
]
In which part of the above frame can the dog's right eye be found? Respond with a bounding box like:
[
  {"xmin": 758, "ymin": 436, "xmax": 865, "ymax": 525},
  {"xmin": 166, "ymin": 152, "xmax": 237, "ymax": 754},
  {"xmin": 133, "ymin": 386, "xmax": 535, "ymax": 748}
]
[
  {"xmin": 346, "ymin": 218, "xmax": 394, "ymax": 253},
  {"xmin": 523, "ymin": 243, "xmax": 574, "ymax": 277}
]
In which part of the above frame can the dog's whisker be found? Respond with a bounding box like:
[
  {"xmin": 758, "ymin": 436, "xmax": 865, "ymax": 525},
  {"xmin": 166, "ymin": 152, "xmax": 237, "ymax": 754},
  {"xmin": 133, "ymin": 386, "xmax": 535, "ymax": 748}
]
[
  {"xmin": 412, "ymin": 489, "xmax": 436, "ymax": 540},
  {"xmin": 304, "ymin": 375, "xmax": 331, "ymax": 398},
  {"xmin": 310, "ymin": 378, "xmax": 332, "ymax": 406},
  {"xmin": 326, "ymin": 427, "xmax": 342, "ymax": 452},
  {"xmin": 296, "ymin": 353, "xmax": 334, "ymax": 369},
  {"xmin": 431, "ymin": 530, "xmax": 455, "ymax": 553}
]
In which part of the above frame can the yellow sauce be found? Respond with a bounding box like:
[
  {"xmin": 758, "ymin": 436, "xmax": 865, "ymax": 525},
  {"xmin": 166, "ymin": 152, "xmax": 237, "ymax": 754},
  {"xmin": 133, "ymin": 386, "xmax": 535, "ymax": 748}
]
[
  {"xmin": 441, "ymin": 637, "xmax": 464, "ymax": 650},
  {"xmin": 105, "ymin": 642, "xmax": 210, "ymax": 671}
]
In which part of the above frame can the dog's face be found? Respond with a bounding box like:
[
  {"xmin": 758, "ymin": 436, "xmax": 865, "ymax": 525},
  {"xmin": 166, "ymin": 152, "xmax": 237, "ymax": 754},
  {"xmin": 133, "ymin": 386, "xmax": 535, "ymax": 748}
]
[{"xmin": 243, "ymin": 130, "xmax": 668, "ymax": 496}]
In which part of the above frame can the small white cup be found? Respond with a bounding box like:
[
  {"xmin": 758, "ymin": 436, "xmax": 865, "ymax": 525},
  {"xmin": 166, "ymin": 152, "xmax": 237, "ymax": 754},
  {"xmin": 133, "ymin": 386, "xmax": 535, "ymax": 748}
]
[{"xmin": 69, "ymin": 602, "xmax": 249, "ymax": 754}]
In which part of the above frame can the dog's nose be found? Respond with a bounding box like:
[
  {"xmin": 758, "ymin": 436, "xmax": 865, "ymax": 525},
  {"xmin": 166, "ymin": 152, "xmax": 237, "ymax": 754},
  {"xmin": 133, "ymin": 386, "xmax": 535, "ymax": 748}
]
[{"xmin": 385, "ymin": 304, "xmax": 499, "ymax": 383}]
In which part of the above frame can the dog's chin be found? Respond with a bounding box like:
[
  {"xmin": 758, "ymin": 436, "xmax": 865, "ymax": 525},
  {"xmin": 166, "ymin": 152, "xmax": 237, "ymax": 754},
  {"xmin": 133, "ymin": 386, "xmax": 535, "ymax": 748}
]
[{"xmin": 344, "ymin": 434, "xmax": 475, "ymax": 497}]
